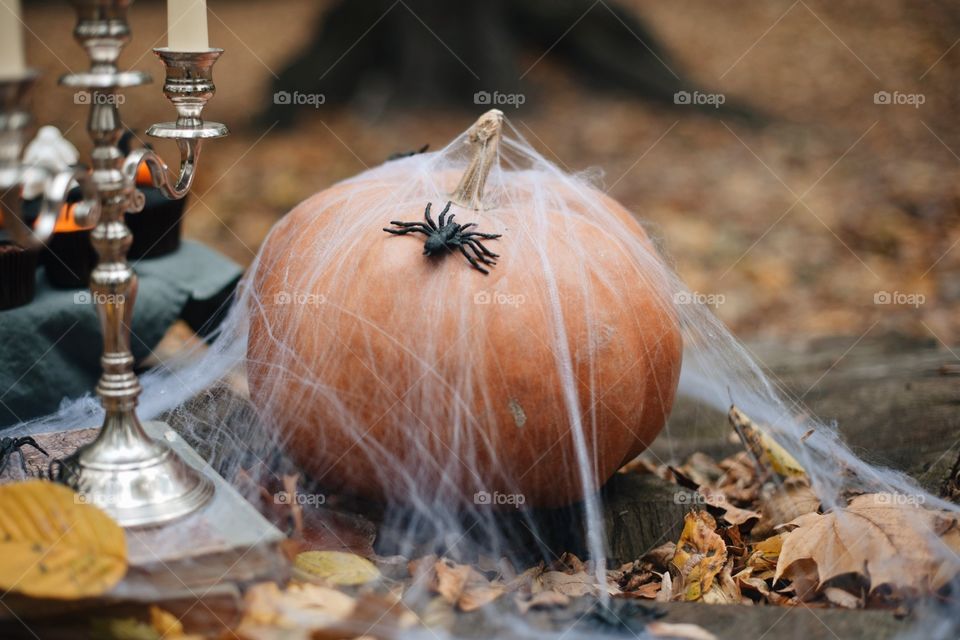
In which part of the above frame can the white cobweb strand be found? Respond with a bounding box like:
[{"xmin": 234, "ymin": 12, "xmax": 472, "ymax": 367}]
[{"xmin": 7, "ymin": 117, "xmax": 958, "ymax": 639}]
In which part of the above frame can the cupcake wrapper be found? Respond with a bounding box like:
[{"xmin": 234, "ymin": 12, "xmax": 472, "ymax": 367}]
[
  {"xmin": 0, "ymin": 244, "xmax": 40, "ymax": 311},
  {"xmin": 126, "ymin": 188, "xmax": 186, "ymax": 260}
]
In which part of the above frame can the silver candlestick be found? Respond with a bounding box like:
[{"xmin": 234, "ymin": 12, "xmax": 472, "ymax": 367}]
[{"xmin": 4, "ymin": 0, "xmax": 228, "ymax": 527}]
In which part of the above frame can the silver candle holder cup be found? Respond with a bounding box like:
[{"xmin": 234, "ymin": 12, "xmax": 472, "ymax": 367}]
[{"xmin": 148, "ymin": 48, "xmax": 228, "ymax": 139}]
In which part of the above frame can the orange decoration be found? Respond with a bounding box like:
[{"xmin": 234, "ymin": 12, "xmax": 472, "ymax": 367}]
[{"xmin": 135, "ymin": 160, "xmax": 153, "ymax": 187}]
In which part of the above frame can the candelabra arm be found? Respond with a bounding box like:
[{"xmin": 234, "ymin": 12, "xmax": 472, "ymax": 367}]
[
  {"xmin": 122, "ymin": 140, "xmax": 200, "ymax": 208},
  {"xmin": 3, "ymin": 166, "xmax": 100, "ymax": 248}
]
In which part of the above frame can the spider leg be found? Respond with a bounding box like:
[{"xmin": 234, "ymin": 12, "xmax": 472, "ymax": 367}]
[
  {"xmin": 465, "ymin": 238, "xmax": 499, "ymax": 259},
  {"xmin": 465, "ymin": 240, "xmax": 497, "ymax": 266},
  {"xmin": 459, "ymin": 223, "xmax": 476, "ymax": 232},
  {"xmin": 15, "ymin": 437, "xmax": 48, "ymax": 457},
  {"xmin": 424, "ymin": 203, "xmax": 438, "ymax": 230},
  {"xmin": 388, "ymin": 220, "xmax": 433, "ymax": 229},
  {"xmin": 384, "ymin": 227, "xmax": 430, "ymax": 236},
  {"xmin": 458, "ymin": 245, "xmax": 490, "ymax": 275},
  {"xmin": 464, "ymin": 242, "xmax": 497, "ymax": 266},
  {"xmin": 462, "ymin": 231, "xmax": 502, "ymax": 240}
]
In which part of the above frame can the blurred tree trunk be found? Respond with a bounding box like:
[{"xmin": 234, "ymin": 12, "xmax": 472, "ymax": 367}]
[{"xmin": 256, "ymin": 0, "xmax": 754, "ymax": 127}]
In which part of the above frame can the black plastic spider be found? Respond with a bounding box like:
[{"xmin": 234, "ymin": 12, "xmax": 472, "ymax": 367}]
[
  {"xmin": 0, "ymin": 436, "xmax": 48, "ymax": 475},
  {"xmin": 383, "ymin": 201, "xmax": 502, "ymax": 274},
  {"xmin": 386, "ymin": 143, "xmax": 429, "ymax": 162}
]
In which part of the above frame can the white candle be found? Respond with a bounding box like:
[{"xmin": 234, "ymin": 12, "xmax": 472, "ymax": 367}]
[
  {"xmin": 167, "ymin": 0, "xmax": 209, "ymax": 51},
  {"xmin": 0, "ymin": 0, "xmax": 26, "ymax": 79}
]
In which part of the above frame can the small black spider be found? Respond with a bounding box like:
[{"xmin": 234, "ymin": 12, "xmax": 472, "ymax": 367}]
[
  {"xmin": 0, "ymin": 436, "xmax": 48, "ymax": 475},
  {"xmin": 386, "ymin": 143, "xmax": 429, "ymax": 162},
  {"xmin": 383, "ymin": 201, "xmax": 502, "ymax": 274}
]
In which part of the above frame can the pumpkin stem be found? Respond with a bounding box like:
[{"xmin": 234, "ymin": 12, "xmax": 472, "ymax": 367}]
[{"xmin": 450, "ymin": 109, "xmax": 503, "ymax": 210}]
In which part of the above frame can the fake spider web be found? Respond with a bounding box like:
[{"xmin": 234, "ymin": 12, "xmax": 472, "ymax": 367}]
[{"xmin": 11, "ymin": 113, "xmax": 959, "ymax": 639}]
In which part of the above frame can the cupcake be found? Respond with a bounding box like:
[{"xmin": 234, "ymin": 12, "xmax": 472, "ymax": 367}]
[
  {"xmin": 43, "ymin": 201, "xmax": 96, "ymax": 289},
  {"xmin": 0, "ymin": 240, "xmax": 39, "ymax": 311},
  {"xmin": 121, "ymin": 132, "xmax": 187, "ymax": 260}
]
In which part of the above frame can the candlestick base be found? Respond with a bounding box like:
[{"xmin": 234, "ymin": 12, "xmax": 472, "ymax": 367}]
[{"xmin": 57, "ymin": 420, "xmax": 215, "ymax": 528}]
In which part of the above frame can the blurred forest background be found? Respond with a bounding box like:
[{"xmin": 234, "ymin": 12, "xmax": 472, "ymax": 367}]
[{"xmin": 22, "ymin": 0, "xmax": 960, "ymax": 346}]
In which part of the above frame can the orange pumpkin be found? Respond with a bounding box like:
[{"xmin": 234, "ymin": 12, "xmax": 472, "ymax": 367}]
[{"xmin": 247, "ymin": 111, "xmax": 682, "ymax": 507}]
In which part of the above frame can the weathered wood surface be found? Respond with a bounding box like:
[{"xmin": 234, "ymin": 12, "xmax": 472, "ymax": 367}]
[
  {"xmin": 452, "ymin": 597, "xmax": 908, "ymax": 640},
  {"xmin": 656, "ymin": 334, "xmax": 960, "ymax": 494}
]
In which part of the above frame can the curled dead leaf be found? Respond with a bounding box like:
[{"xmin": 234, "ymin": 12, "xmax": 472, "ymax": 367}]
[
  {"xmin": 729, "ymin": 405, "xmax": 806, "ymax": 478},
  {"xmin": 671, "ymin": 511, "xmax": 727, "ymax": 601}
]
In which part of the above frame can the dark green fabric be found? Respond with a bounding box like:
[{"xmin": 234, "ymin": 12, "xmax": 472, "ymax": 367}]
[{"xmin": 0, "ymin": 241, "xmax": 242, "ymax": 426}]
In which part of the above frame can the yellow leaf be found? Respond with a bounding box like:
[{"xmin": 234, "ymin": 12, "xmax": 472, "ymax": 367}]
[
  {"xmin": 729, "ymin": 405, "xmax": 806, "ymax": 478},
  {"xmin": 293, "ymin": 550, "xmax": 381, "ymax": 586},
  {"xmin": 150, "ymin": 606, "xmax": 182, "ymax": 636},
  {"xmin": 0, "ymin": 480, "xmax": 126, "ymax": 599},
  {"xmin": 671, "ymin": 511, "xmax": 727, "ymax": 601}
]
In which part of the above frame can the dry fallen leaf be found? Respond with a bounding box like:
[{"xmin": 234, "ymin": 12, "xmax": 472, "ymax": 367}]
[
  {"xmin": 823, "ymin": 586, "xmax": 863, "ymax": 609},
  {"xmin": 671, "ymin": 511, "xmax": 728, "ymax": 601},
  {"xmin": 646, "ymin": 621, "xmax": 718, "ymax": 640},
  {"xmin": 0, "ymin": 480, "xmax": 127, "ymax": 599},
  {"xmin": 701, "ymin": 560, "xmax": 742, "ymax": 605},
  {"xmin": 656, "ymin": 572, "xmax": 673, "ymax": 602},
  {"xmin": 729, "ymin": 405, "xmax": 806, "ymax": 478},
  {"xmin": 515, "ymin": 589, "xmax": 571, "ymax": 613},
  {"xmin": 753, "ymin": 478, "xmax": 820, "ymax": 537},
  {"xmin": 644, "ymin": 542, "xmax": 677, "ymax": 570},
  {"xmin": 149, "ymin": 606, "xmax": 204, "ymax": 640},
  {"xmin": 745, "ymin": 533, "xmax": 785, "ymax": 580},
  {"xmin": 697, "ymin": 486, "xmax": 761, "ymax": 526},
  {"xmin": 775, "ymin": 493, "xmax": 960, "ymax": 595},
  {"xmin": 434, "ymin": 558, "xmax": 506, "ymax": 612},
  {"xmin": 537, "ymin": 570, "xmax": 603, "ymax": 597},
  {"xmin": 237, "ymin": 581, "xmax": 415, "ymax": 640},
  {"xmin": 293, "ymin": 550, "xmax": 381, "ymax": 586}
]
